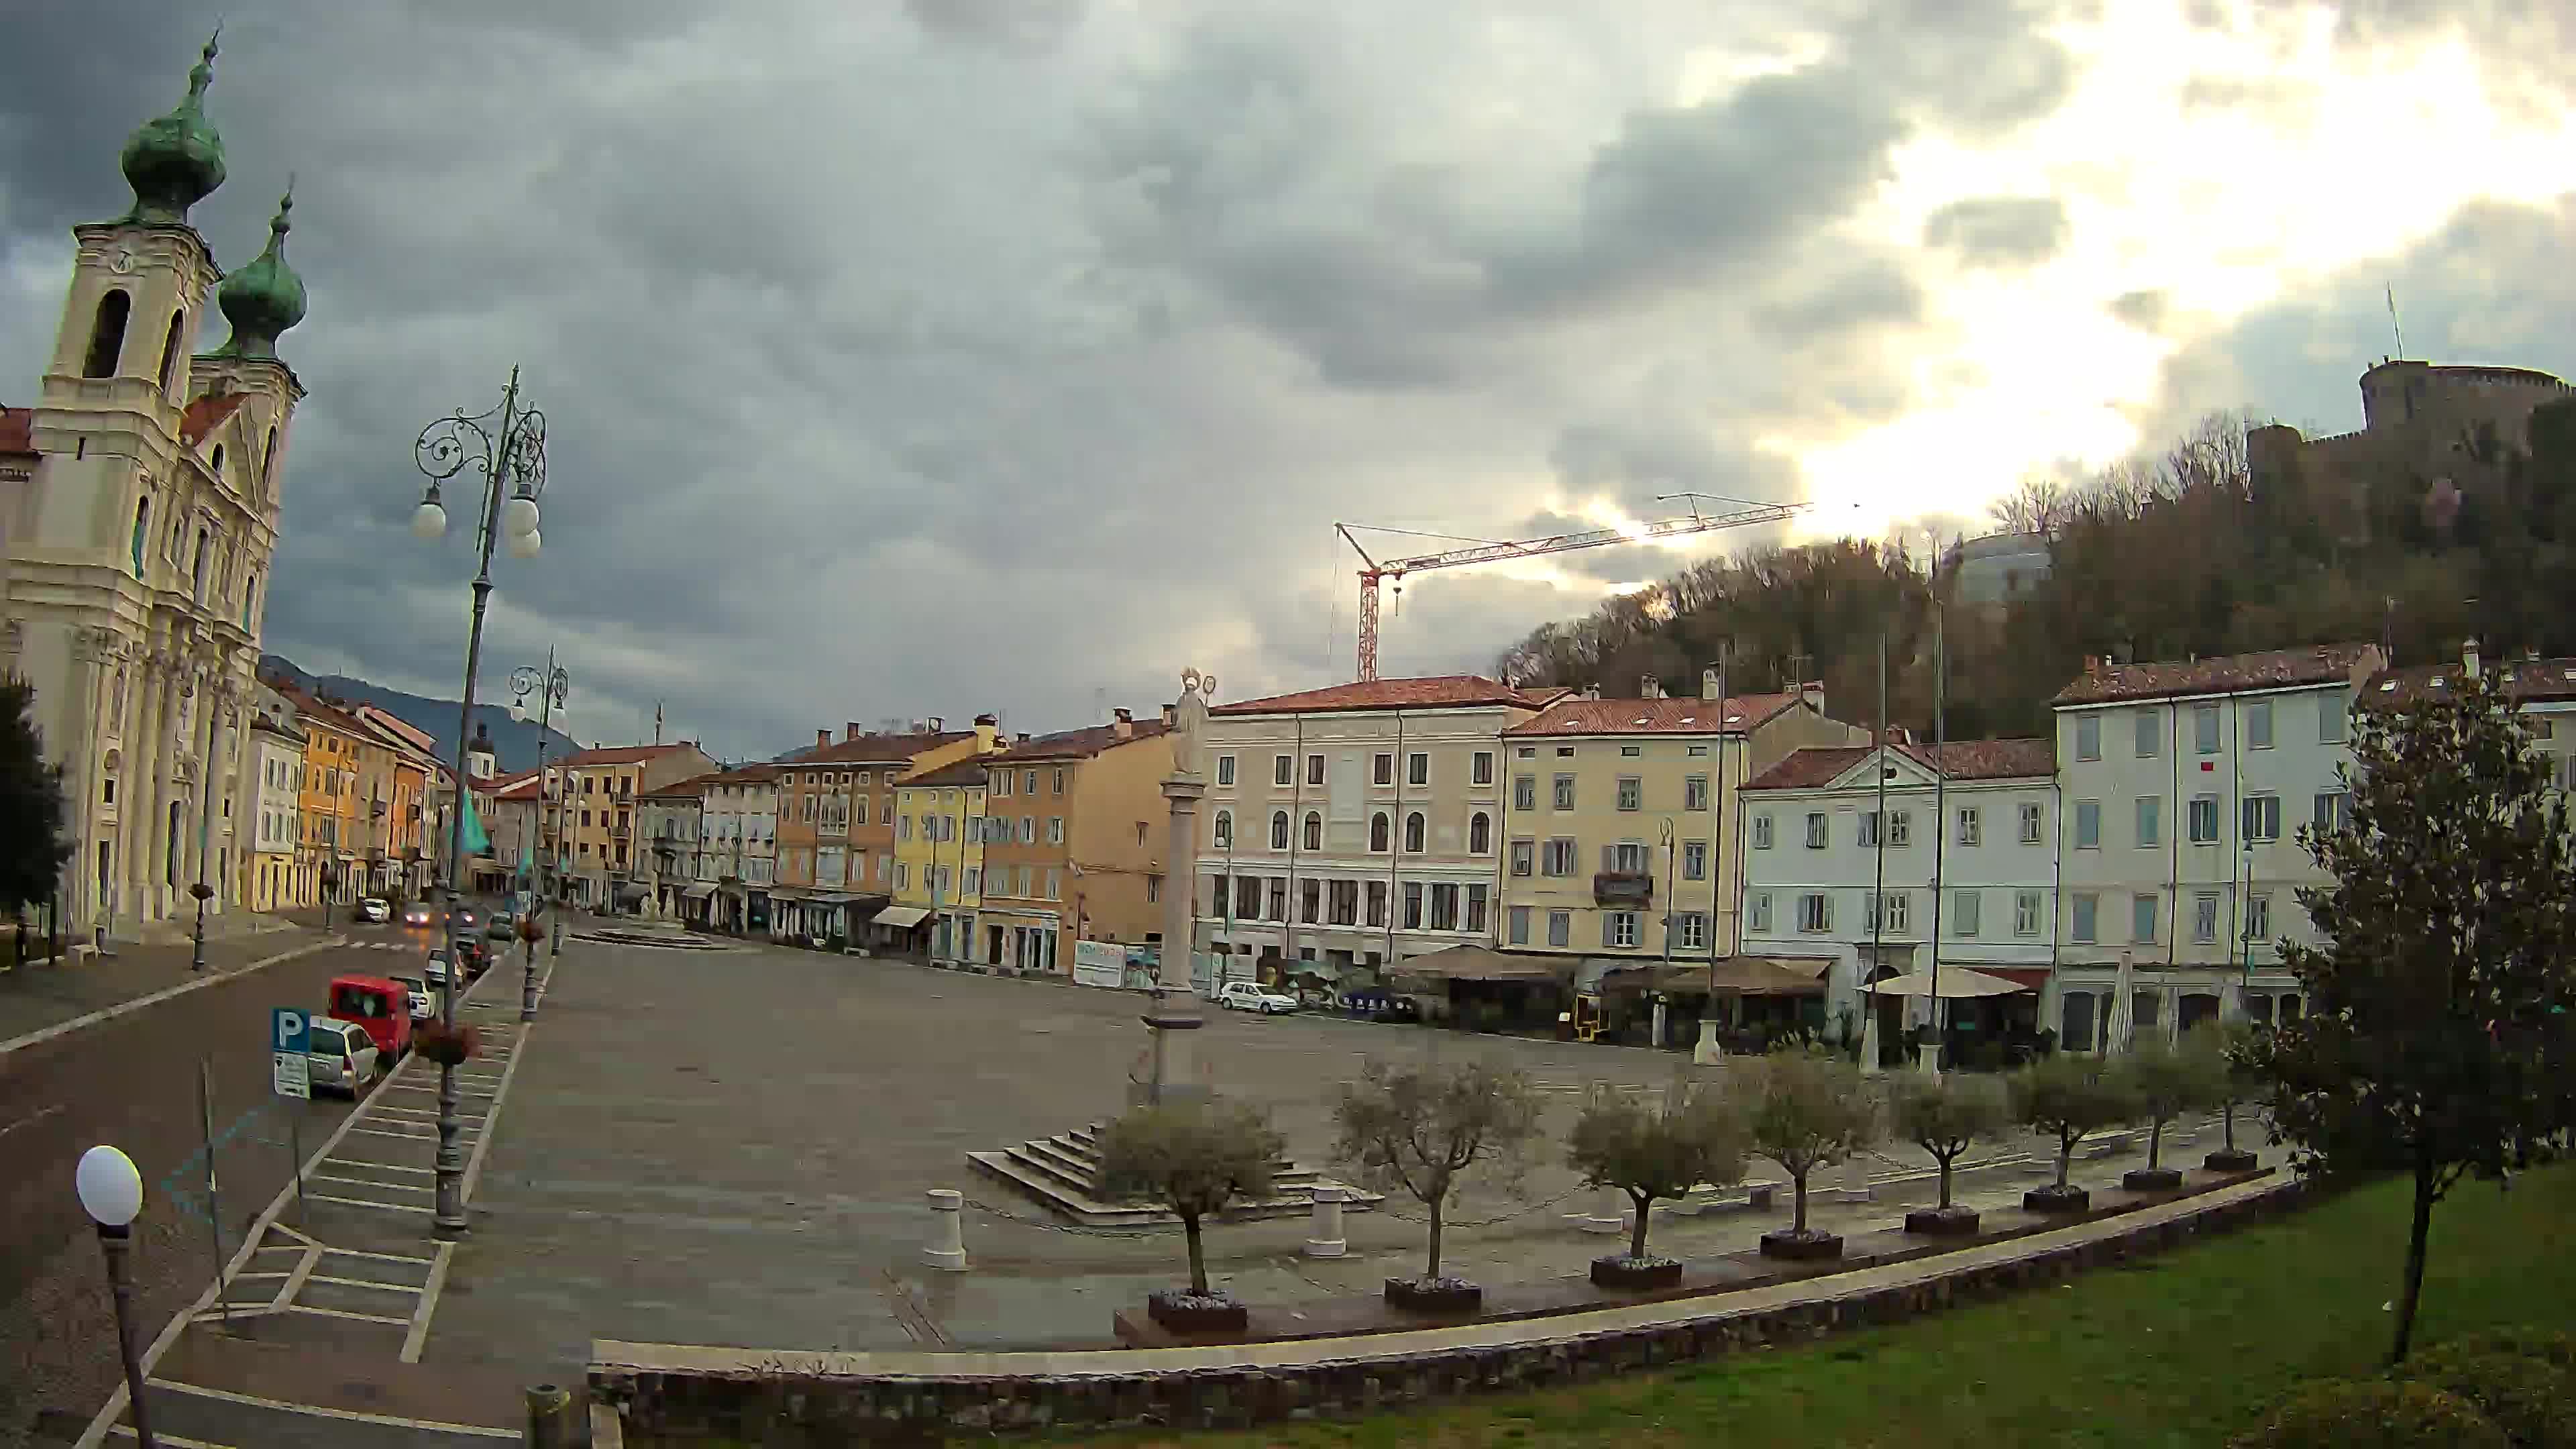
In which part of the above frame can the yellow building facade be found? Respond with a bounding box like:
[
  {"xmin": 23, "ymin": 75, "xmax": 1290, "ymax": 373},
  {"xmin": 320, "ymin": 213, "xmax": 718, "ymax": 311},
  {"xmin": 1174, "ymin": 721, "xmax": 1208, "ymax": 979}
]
[
  {"xmin": 1497, "ymin": 680, "xmax": 1863, "ymax": 971},
  {"xmin": 893, "ymin": 758, "xmax": 988, "ymax": 962}
]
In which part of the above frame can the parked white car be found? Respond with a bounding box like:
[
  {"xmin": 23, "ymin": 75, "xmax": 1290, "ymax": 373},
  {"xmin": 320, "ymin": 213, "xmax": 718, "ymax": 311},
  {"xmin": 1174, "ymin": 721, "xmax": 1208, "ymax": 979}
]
[
  {"xmin": 305, "ymin": 1020, "xmax": 382, "ymax": 1096},
  {"xmin": 1216, "ymin": 981, "xmax": 1299, "ymax": 1014}
]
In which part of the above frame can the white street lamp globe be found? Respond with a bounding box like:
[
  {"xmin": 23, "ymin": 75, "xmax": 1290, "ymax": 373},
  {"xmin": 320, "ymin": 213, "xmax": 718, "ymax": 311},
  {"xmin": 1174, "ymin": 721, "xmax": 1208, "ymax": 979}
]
[
  {"xmin": 411, "ymin": 500, "xmax": 447, "ymax": 541},
  {"xmin": 75, "ymin": 1144, "xmax": 143, "ymax": 1227},
  {"xmin": 500, "ymin": 494, "xmax": 540, "ymax": 539},
  {"xmin": 506, "ymin": 528, "xmax": 542, "ymax": 560}
]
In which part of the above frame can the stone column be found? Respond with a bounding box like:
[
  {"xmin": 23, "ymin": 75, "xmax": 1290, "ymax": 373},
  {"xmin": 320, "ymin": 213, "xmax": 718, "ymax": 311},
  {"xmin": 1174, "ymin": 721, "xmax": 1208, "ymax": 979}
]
[
  {"xmin": 1139, "ymin": 669, "xmax": 1216, "ymax": 1108},
  {"xmin": 1303, "ymin": 1183, "xmax": 1348, "ymax": 1258}
]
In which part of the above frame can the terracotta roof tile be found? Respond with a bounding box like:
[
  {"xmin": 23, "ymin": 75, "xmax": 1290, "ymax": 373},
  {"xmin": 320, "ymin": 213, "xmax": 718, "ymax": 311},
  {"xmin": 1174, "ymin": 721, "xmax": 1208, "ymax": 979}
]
[
  {"xmin": 179, "ymin": 392, "xmax": 247, "ymax": 447},
  {"xmin": 1503, "ymin": 694, "xmax": 1801, "ymax": 737},
  {"xmin": 558, "ymin": 743, "xmax": 700, "ymax": 767},
  {"xmin": 1745, "ymin": 737, "xmax": 2053, "ymax": 791},
  {"xmin": 1212, "ymin": 674, "xmax": 1542, "ymax": 716},
  {"xmin": 2365, "ymin": 657, "xmax": 2576, "ymax": 708},
  {"xmin": 780, "ymin": 731, "xmax": 971, "ymax": 766},
  {"xmin": 2050, "ymin": 643, "xmax": 2381, "ymax": 706},
  {"xmin": 985, "ymin": 720, "xmax": 1171, "ymax": 763},
  {"xmin": 0, "ymin": 405, "xmax": 33, "ymax": 457}
]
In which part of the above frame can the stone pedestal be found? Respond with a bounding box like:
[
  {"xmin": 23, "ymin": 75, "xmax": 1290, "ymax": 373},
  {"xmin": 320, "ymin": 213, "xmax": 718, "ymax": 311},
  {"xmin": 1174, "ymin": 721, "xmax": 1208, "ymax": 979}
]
[
  {"xmin": 1303, "ymin": 1184, "xmax": 1348, "ymax": 1258},
  {"xmin": 922, "ymin": 1189, "xmax": 968, "ymax": 1271},
  {"xmin": 1691, "ymin": 1018, "xmax": 1723, "ymax": 1065}
]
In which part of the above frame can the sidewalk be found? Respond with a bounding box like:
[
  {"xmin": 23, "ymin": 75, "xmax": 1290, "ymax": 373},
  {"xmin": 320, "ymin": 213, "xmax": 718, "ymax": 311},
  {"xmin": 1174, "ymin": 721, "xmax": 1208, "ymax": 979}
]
[{"xmin": 0, "ymin": 928, "xmax": 330, "ymax": 1055}]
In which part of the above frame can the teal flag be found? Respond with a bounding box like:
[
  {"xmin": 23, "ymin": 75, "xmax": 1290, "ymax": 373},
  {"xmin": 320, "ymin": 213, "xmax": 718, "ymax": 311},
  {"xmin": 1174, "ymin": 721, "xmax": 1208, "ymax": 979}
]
[{"xmin": 460, "ymin": 785, "xmax": 491, "ymax": 857}]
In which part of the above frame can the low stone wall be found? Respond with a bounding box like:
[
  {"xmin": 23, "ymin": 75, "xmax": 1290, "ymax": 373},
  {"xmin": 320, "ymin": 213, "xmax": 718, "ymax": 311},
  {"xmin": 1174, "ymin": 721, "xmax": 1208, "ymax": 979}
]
[{"xmin": 596, "ymin": 1175, "xmax": 2306, "ymax": 1444}]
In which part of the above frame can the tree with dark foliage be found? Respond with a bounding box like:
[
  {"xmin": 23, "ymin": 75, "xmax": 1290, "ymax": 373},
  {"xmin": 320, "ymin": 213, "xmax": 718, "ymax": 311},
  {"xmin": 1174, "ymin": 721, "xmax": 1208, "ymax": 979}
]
[
  {"xmin": 0, "ymin": 676, "xmax": 74, "ymax": 938},
  {"xmin": 2249, "ymin": 665, "xmax": 2575, "ymax": 1364}
]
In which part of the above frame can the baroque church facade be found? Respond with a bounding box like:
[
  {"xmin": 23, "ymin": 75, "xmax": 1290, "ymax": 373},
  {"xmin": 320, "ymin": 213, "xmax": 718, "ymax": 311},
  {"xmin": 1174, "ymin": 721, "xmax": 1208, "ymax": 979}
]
[{"xmin": 0, "ymin": 34, "xmax": 311, "ymax": 936}]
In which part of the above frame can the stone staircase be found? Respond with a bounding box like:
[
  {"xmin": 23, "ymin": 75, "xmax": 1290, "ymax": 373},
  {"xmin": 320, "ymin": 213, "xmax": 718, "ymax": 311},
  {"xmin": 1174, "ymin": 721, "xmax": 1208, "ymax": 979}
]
[{"xmin": 968, "ymin": 1121, "xmax": 1383, "ymax": 1228}]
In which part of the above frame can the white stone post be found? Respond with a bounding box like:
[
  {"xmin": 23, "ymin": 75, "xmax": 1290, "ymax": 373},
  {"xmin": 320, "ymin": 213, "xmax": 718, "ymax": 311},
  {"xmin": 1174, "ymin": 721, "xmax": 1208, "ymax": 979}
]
[
  {"xmin": 922, "ymin": 1189, "xmax": 967, "ymax": 1271},
  {"xmin": 1303, "ymin": 1183, "xmax": 1348, "ymax": 1257}
]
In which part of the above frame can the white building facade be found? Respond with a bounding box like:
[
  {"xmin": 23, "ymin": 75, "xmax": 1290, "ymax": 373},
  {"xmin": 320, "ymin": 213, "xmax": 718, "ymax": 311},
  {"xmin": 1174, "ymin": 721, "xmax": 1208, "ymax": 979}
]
[
  {"xmin": 2049, "ymin": 643, "xmax": 2383, "ymax": 1048},
  {"xmin": 1189, "ymin": 676, "xmax": 1550, "ymax": 981},
  {"xmin": 1739, "ymin": 737, "xmax": 2060, "ymax": 1039},
  {"xmin": 700, "ymin": 764, "xmax": 777, "ymax": 933},
  {"xmin": 1, "ymin": 40, "xmax": 310, "ymax": 936}
]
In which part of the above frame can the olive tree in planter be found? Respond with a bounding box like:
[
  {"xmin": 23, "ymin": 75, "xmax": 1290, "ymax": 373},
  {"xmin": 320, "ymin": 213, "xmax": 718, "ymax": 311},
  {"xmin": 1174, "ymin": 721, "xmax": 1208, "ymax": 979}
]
[
  {"xmin": 1741, "ymin": 1046, "xmax": 1879, "ymax": 1261},
  {"xmin": 2009, "ymin": 1051, "xmax": 2139, "ymax": 1214},
  {"xmin": 1334, "ymin": 1058, "xmax": 1543, "ymax": 1313},
  {"xmin": 1095, "ymin": 1102, "xmax": 1285, "ymax": 1334},
  {"xmin": 1890, "ymin": 1069, "xmax": 2010, "ymax": 1236},
  {"xmin": 2120, "ymin": 1031, "xmax": 2227, "ymax": 1191},
  {"xmin": 2204, "ymin": 1020, "xmax": 2265, "ymax": 1172},
  {"xmin": 1565, "ymin": 1075, "xmax": 1748, "ymax": 1289}
]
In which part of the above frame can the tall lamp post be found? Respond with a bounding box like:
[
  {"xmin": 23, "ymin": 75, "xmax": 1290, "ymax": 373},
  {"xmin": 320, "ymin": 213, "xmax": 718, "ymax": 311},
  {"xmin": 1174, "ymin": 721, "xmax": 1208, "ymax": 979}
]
[
  {"xmin": 510, "ymin": 654, "xmax": 570, "ymax": 960},
  {"xmin": 411, "ymin": 368, "xmax": 550, "ymax": 1240},
  {"xmin": 76, "ymin": 1145, "xmax": 156, "ymax": 1449}
]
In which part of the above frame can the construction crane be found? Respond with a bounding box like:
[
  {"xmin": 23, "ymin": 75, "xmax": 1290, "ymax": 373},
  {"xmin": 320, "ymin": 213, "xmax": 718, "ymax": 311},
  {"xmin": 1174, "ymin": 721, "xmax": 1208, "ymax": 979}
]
[{"xmin": 1335, "ymin": 493, "xmax": 1817, "ymax": 681}]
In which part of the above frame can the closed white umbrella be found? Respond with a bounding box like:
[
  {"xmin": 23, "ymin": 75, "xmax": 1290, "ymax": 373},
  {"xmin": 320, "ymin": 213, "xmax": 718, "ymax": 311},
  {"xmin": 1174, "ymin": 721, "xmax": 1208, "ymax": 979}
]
[{"xmin": 2107, "ymin": 949, "xmax": 2136, "ymax": 1055}]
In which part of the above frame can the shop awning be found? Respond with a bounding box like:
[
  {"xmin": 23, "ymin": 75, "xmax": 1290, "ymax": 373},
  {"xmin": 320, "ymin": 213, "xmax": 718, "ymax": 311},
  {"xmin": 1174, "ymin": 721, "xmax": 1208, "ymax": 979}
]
[
  {"xmin": 1395, "ymin": 946, "xmax": 1571, "ymax": 984},
  {"xmin": 681, "ymin": 883, "xmax": 718, "ymax": 900},
  {"xmin": 1866, "ymin": 965, "xmax": 2029, "ymax": 999},
  {"xmin": 872, "ymin": 906, "xmax": 932, "ymax": 929}
]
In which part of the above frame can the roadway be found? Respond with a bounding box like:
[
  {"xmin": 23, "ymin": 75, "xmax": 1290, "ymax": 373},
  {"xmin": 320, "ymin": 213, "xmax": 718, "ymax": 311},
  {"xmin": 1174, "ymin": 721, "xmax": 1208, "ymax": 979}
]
[{"xmin": 0, "ymin": 920, "xmax": 459, "ymax": 1448}]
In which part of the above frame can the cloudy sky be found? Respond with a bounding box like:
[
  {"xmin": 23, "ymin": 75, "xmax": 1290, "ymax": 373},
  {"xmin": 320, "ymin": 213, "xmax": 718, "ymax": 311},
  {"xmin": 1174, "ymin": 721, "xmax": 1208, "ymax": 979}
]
[{"xmin": 7, "ymin": 1, "xmax": 2575, "ymax": 760}]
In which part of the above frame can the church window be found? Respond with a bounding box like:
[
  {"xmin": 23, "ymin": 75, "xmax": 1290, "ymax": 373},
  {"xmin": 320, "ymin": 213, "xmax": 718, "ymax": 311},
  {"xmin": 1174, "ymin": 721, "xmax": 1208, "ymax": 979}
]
[
  {"xmin": 84, "ymin": 290, "xmax": 131, "ymax": 378},
  {"xmin": 157, "ymin": 311, "xmax": 184, "ymax": 392}
]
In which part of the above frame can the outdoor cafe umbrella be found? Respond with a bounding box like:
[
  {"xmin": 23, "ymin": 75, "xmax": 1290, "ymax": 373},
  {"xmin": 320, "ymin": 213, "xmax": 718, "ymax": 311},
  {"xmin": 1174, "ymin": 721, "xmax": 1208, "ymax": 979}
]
[{"xmin": 2106, "ymin": 949, "xmax": 2137, "ymax": 1055}]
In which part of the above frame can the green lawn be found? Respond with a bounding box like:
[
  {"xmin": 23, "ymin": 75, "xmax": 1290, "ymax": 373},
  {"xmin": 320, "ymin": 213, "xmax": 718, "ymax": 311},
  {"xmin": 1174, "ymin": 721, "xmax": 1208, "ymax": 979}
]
[{"xmin": 1063, "ymin": 1164, "xmax": 2576, "ymax": 1448}]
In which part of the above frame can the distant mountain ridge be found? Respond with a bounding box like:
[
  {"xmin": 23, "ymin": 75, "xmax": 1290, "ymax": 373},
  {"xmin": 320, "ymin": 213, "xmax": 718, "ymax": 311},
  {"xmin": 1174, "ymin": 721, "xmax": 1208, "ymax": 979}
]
[{"xmin": 260, "ymin": 653, "xmax": 582, "ymax": 775}]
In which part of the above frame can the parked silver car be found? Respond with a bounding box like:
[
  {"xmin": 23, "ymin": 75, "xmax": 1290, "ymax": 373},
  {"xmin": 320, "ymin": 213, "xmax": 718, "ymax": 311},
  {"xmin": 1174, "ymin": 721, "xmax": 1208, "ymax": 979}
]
[{"xmin": 305, "ymin": 1020, "xmax": 382, "ymax": 1096}]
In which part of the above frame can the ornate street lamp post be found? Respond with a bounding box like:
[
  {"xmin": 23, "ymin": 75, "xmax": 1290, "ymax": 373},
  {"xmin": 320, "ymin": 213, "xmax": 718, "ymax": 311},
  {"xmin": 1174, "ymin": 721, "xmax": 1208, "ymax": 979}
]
[
  {"xmin": 411, "ymin": 368, "xmax": 549, "ymax": 1240},
  {"xmin": 509, "ymin": 655, "xmax": 570, "ymax": 961},
  {"xmin": 76, "ymin": 1145, "xmax": 156, "ymax": 1449}
]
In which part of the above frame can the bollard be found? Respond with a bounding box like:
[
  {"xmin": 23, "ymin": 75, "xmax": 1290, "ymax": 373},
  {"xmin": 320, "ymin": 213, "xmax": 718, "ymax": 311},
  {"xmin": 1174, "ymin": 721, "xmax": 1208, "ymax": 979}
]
[
  {"xmin": 524, "ymin": 1383, "xmax": 572, "ymax": 1448},
  {"xmin": 922, "ymin": 1189, "xmax": 969, "ymax": 1271},
  {"xmin": 1303, "ymin": 1183, "xmax": 1348, "ymax": 1257}
]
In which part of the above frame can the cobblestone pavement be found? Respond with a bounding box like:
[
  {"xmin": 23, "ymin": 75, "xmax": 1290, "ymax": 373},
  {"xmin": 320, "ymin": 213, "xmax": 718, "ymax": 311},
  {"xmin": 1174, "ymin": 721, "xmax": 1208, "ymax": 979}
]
[
  {"xmin": 429, "ymin": 937, "xmax": 2276, "ymax": 1395},
  {"xmin": 58, "ymin": 940, "xmax": 553, "ymax": 1449},
  {"xmin": 0, "ymin": 924, "xmax": 436, "ymax": 1448}
]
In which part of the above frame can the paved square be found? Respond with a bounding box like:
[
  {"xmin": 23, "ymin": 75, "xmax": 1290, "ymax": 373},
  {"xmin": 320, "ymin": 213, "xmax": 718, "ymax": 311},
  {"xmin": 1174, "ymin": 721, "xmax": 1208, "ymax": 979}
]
[{"xmin": 423, "ymin": 936, "xmax": 2215, "ymax": 1391}]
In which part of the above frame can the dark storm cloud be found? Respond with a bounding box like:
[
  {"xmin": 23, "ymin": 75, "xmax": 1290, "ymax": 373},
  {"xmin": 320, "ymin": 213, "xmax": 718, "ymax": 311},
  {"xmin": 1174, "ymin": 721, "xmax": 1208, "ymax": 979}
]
[
  {"xmin": 41, "ymin": 2, "xmax": 2489, "ymax": 758},
  {"xmin": 1921, "ymin": 196, "xmax": 2071, "ymax": 268}
]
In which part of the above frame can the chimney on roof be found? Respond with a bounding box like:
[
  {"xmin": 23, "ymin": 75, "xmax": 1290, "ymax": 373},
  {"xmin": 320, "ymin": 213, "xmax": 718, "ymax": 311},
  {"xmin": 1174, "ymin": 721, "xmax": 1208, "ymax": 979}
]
[
  {"xmin": 2463, "ymin": 637, "xmax": 2481, "ymax": 678},
  {"xmin": 1701, "ymin": 668, "xmax": 1721, "ymax": 702},
  {"xmin": 816, "ymin": 728, "xmax": 830, "ymax": 749},
  {"xmin": 1112, "ymin": 707, "xmax": 1134, "ymax": 739},
  {"xmin": 845, "ymin": 722, "xmax": 862, "ymax": 743}
]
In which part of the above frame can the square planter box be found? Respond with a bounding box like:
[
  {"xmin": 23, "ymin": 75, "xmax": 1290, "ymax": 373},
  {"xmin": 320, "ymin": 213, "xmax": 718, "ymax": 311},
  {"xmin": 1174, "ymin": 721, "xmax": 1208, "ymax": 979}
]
[
  {"xmin": 1758, "ymin": 1229, "xmax": 1843, "ymax": 1261},
  {"xmin": 1145, "ymin": 1289, "xmax": 1247, "ymax": 1334},
  {"xmin": 2204, "ymin": 1148, "xmax": 2260, "ymax": 1173},
  {"xmin": 1902, "ymin": 1205, "xmax": 1982, "ymax": 1237},
  {"xmin": 2122, "ymin": 1167, "xmax": 2184, "ymax": 1193},
  {"xmin": 2023, "ymin": 1183, "xmax": 2090, "ymax": 1214},
  {"xmin": 1589, "ymin": 1255, "xmax": 1684, "ymax": 1291},
  {"xmin": 1383, "ymin": 1277, "xmax": 1483, "ymax": 1314}
]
